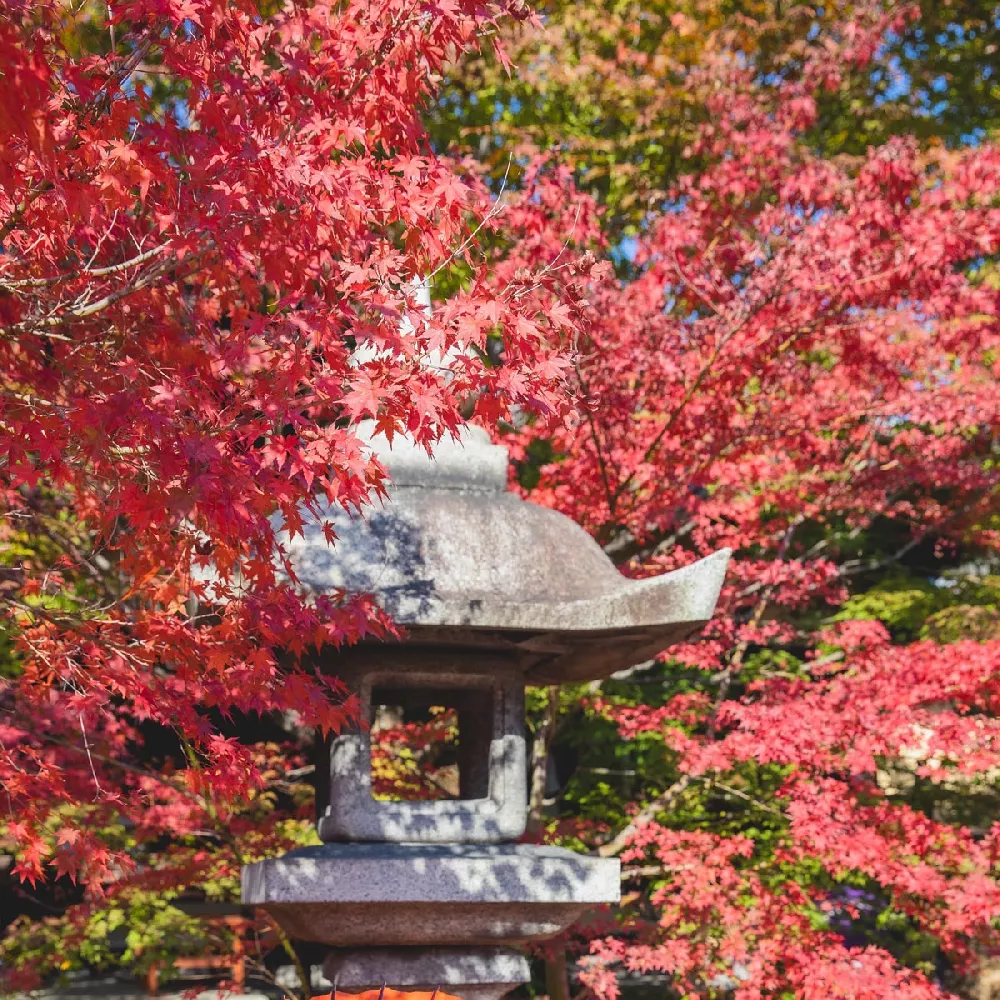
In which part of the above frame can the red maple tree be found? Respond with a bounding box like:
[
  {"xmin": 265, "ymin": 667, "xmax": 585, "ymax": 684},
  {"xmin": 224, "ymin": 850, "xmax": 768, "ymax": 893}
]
[
  {"xmin": 0, "ymin": 0, "xmax": 588, "ymax": 988},
  {"xmin": 489, "ymin": 11, "xmax": 1000, "ymax": 998}
]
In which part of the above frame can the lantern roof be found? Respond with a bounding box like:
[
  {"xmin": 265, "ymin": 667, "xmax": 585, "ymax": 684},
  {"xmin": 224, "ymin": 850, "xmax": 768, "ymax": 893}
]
[{"xmin": 281, "ymin": 423, "xmax": 729, "ymax": 684}]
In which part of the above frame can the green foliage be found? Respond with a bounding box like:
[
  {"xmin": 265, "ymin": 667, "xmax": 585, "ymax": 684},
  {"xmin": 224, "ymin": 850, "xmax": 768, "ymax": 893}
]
[
  {"xmin": 922, "ymin": 603, "xmax": 1000, "ymax": 642},
  {"xmin": 0, "ymin": 816, "xmax": 318, "ymax": 986},
  {"xmin": 810, "ymin": 0, "xmax": 1000, "ymax": 156},
  {"xmin": 0, "ymin": 491, "xmax": 108, "ymax": 678},
  {"xmin": 3, "ymin": 891, "xmax": 208, "ymax": 982},
  {"xmin": 833, "ymin": 571, "xmax": 1000, "ymax": 643},
  {"xmin": 432, "ymin": 0, "xmax": 1000, "ymax": 240},
  {"xmin": 833, "ymin": 574, "xmax": 945, "ymax": 640}
]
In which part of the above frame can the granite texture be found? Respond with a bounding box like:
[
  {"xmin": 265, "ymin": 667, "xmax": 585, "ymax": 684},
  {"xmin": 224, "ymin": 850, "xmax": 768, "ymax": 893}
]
[
  {"xmin": 275, "ymin": 422, "xmax": 730, "ymax": 684},
  {"xmin": 321, "ymin": 946, "xmax": 529, "ymax": 1000},
  {"xmin": 318, "ymin": 664, "xmax": 526, "ymax": 844},
  {"xmin": 359, "ymin": 426, "xmax": 509, "ymax": 493},
  {"xmin": 241, "ymin": 843, "xmax": 620, "ymax": 947}
]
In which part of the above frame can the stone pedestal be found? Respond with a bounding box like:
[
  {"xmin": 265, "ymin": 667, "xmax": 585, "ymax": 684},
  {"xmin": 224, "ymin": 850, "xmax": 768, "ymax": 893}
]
[
  {"xmin": 242, "ymin": 844, "xmax": 620, "ymax": 947},
  {"xmin": 322, "ymin": 948, "xmax": 529, "ymax": 1000}
]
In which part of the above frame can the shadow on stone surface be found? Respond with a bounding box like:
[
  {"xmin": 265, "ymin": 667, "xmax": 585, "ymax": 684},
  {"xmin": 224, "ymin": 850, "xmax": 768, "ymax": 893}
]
[{"xmin": 241, "ymin": 843, "xmax": 620, "ymax": 948}]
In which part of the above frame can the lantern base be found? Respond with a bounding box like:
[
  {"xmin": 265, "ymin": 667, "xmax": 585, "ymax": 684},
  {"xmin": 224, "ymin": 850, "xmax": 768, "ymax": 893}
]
[{"xmin": 320, "ymin": 946, "xmax": 530, "ymax": 1000}]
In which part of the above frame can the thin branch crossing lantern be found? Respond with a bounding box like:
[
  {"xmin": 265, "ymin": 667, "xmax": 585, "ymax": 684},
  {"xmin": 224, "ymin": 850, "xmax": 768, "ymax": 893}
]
[{"xmin": 242, "ymin": 423, "xmax": 729, "ymax": 999}]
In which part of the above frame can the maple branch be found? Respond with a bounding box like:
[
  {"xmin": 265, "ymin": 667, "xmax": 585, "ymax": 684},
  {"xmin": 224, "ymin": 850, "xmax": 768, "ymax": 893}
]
[
  {"xmin": 30, "ymin": 255, "xmax": 176, "ymax": 328},
  {"xmin": 836, "ymin": 536, "xmax": 923, "ymax": 578},
  {"xmin": 595, "ymin": 773, "xmax": 698, "ymax": 858},
  {"xmin": 2, "ymin": 596, "xmax": 113, "ymax": 635},
  {"xmin": 573, "ymin": 361, "xmax": 619, "ymax": 521},
  {"xmin": 40, "ymin": 733, "xmax": 210, "ymax": 811},
  {"xmin": 707, "ymin": 517, "xmax": 802, "ymax": 739},
  {"xmin": 586, "ymin": 478, "xmax": 806, "ymax": 866},
  {"xmin": 621, "ymin": 862, "xmax": 700, "ymax": 878},
  {"xmin": 805, "ymin": 649, "xmax": 845, "ymax": 672},
  {"xmin": 597, "ymin": 773, "xmax": 784, "ymax": 863},
  {"xmin": 378, "ymin": 741, "xmax": 460, "ymax": 800},
  {"xmin": 599, "ymin": 426, "xmax": 756, "ymax": 565},
  {"xmin": 621, "ymin": 863, "xmax": 671, "ymax": 878},
  {"xmin": 603, "ymin": 519, "xmax": 696, "ymax": 567},
  {"xmin": 1, "ymin": 241, "xmax": 172, "ymax": 290},
  {"xmin": 420, "ymin": 767, "xmax": 461, "ymax": 800},
  {"xmin": 509, "ymin": 203, "xmax": 585, "ymax": 302},
  {"xmin": 713, "ymin": 780, "xmax": 785, "ymax": 817},
  {"xmin": 0, "ymin": 182, "xmax": 55, "ymax": 246},
  {"xmin": 427, "ymin": 154, "xmax": 513, "ymax": 283},
  {"xmin": 836, "ymin": 485, "xmax": 1000, "ymax": 580},
  {"xmin": 79, "ymin": 714, "xmax": 103, "ymax": 800},
  {"xmin": 5, "ymin": 238, "xmax": 218, "ymax": 346},
  {"xmin": 0, "ymin": 491, "xmax": 118, "ymax": 600},
  {"xmin": 241, "ymin": 950, "xmax": 302, "ymax": 999}
]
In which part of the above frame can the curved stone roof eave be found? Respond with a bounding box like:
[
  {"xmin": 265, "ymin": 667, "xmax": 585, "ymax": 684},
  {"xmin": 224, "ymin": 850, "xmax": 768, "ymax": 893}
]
[
  {"xmin": 194, "ymin": 421, "xmax": 732, "ymax": 681},
  {"xmin": 371, "ymin": 547, "xmax": 731, "ymax": 633}
]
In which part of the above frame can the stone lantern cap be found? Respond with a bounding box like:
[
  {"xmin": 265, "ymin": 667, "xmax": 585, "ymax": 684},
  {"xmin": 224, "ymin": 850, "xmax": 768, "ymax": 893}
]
[{"xmin": 280, "ymin": 423, "xmax": 730, "ymax": 684}]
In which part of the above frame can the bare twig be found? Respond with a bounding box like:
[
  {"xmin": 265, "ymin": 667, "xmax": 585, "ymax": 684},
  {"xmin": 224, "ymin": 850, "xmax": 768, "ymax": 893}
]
[
  {"xmin": 79, "ymin": 714, "xmax": 103, "ymax": 800},
  {"xmin": 427, "ymin": 154, "xmax": 513, "ymax": 283}
]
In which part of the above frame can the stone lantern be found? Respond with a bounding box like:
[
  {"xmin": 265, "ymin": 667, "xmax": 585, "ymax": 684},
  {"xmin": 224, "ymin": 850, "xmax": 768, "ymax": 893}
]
[{"xmin": 241, "ymin": 423, "xmax": 729, "ymax": 1000}]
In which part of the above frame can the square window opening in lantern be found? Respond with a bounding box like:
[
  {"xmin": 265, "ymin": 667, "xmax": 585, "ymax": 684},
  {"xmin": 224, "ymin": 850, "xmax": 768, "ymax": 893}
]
[{"xmin": 369, "ymin": 684, "xmax": 494, "ymax": 802}]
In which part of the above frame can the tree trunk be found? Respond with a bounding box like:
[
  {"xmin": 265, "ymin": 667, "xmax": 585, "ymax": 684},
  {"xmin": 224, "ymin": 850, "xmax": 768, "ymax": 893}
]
[{"xmin": 545, "ymin": 947, "xmax": 570, "ymax": 1000}]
